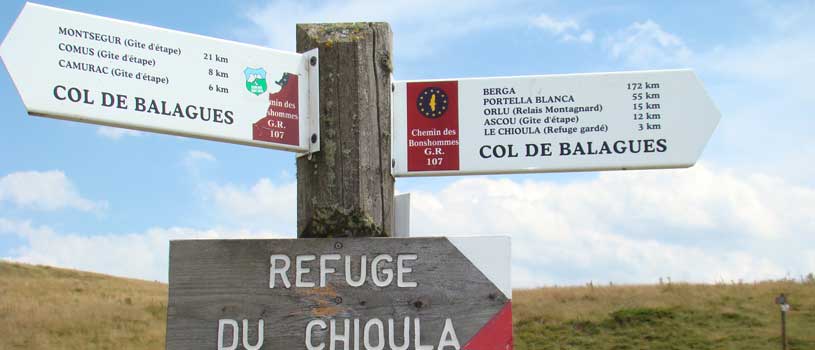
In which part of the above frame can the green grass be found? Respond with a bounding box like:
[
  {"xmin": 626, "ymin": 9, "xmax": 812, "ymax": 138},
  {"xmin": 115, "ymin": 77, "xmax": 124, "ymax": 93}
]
[
  {"xmin": 1, "ymin": 261, "xmax": 813, "ymax": 349},
  {"xmin": 514, "ymin": 281, "xmax": 815, "ymax": 350}
]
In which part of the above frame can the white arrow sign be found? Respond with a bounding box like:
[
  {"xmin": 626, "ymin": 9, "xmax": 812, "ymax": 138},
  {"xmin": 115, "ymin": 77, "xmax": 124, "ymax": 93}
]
[
  {"xmin": 392, "ymin": 69, "xmax": 720, "ymax": 176},
  {"xmin": 0, "ymin": 3, "xmax": 319, "ymax": 154}
]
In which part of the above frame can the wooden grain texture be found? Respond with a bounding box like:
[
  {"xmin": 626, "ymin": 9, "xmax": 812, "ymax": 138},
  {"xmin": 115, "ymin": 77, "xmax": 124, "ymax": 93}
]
[
  {"xmin": 295, "ymin": 23, "xmax": 394, "ymax": 238},
  {"xmin": 166, "ymin": 238, "xmax": 509, "ymax": 349}
]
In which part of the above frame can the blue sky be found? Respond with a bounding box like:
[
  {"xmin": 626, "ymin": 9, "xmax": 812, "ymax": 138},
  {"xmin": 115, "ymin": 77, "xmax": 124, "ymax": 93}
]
[{"xmin": 1, "ymin": 0, "xmax": 813, "ymax": 287}]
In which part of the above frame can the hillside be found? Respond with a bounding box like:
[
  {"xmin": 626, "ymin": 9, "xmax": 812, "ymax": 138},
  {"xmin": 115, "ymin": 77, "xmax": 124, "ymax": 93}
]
[
  {"xmin": 514, "ymin": 280, "xmax": 815, "ymax": 350},
  {"xmin": 0, "ymin": 261, "xmax": 167, "ymax": 349},
  {"xmin": 1, "ymin": 261, "xmax": 813, "ymax": 349}
]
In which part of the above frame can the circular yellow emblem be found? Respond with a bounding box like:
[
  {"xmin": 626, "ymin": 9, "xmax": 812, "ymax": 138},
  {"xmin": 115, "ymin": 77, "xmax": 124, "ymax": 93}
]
[{"xmin": 416, "ymin": 87, "xmax": 449, "ymax": 119}]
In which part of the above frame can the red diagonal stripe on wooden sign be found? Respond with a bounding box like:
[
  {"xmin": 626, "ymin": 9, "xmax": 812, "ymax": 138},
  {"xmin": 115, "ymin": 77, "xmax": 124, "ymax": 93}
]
[{"xmin": 464, "ymin": 301, "xmax": 513, "ymax": 350}]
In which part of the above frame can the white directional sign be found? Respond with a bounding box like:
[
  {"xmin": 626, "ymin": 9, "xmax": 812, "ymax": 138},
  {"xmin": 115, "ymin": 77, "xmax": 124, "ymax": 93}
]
[
  {"xmin": 392, "ymin": 69, "xmax": 720, "ymax": 176},
  {"xmin": 0, "ymin": 3, "xmax": 319, "ymax": 153}
]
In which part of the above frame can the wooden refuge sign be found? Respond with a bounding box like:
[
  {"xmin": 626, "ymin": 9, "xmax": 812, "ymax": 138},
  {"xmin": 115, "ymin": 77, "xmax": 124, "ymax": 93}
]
[{"xmin": 166, "ymin": 237, "xmax": 512, "ymax": 350}]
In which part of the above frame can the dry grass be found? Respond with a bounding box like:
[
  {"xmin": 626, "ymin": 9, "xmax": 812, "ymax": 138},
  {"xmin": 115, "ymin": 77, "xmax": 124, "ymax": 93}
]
[
  {"xmin": 0, "ymin": 261, "xmax": 167, "ymax": 349},
  {"xmin": 2, "ymin": 261, "xmax": 813, "ymax": 349}
]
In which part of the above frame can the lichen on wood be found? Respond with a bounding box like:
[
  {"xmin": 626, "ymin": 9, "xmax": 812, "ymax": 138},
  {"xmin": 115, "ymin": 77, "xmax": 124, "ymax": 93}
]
[{"xmin": 299, "ymin": 206, "xmax": 387, "ymax": 238}]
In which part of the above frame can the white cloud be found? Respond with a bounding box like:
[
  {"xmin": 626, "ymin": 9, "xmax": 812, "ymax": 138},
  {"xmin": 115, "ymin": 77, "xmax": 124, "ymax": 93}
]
[
  {"xmin": 750, "ymin": 0, "xmax": 815, "ymax": 33},
  {"xmin": 0, "ymin": 218, "xmax": 284, "ymax": 282},
  {"xmin": 185, "ymin": 150, "xmax": 216, "ymax": 163},
  {"xmin": 0, "ymin": 171, "xmax": 107, "ymax": 212},
  {"xmin": 681, "ymin": 3, "xmax": 815, "ymax": 181},
  {"xmin": 97, "ymin": 126, "xmax": 142, "ymax": 140},
  {"xmin": 532, "ymin": 14, "xmax": 579, "ymax": 34},
  {"xmin": 574, "ymin": 30, "xmax": 595, "ymax": 44},
  {"xmin": 208, "ymin": 178, "xmax": 297, "ymax": 232},
  {"xmin": 407, "ymin": 163, "xmax": 815, "ymax": 287},
  {"xmin": 182, "ymin": 150, "xmax": 217, "ymax": 177},
  {"xmin": 602, "ymin": 4, "xmax": 814, "ymax": 86},
  {"xmin": 241, "ymin": 0, "xmax": 519, "ymax": 59},
  {"xmin": 531, "ymin": 14, "xmax": 594, "ymax": 43},
  {"xmin": 700, "ymin": 36, "xmax": 810, "ymax": 94},
  {"xmin": 240, "ymin": 1, "xmax": 603, "ymax": 67},
  {"xmin": 695, "ymin": 3, "xmax": 815, "ymax": 100},
  {"xmin": 2, "ymin": 164, "xmax": 812, "ymax": 287},
  {"xmin": 606, "ymin": 20, "xmax": 692, "ymax": 67},
  {"xmin": 0, "ymin": 173, "xmax": 296, "ymax": 281}
]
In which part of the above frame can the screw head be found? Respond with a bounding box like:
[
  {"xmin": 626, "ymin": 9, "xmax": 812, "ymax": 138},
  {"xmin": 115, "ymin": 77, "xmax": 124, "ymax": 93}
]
[
  {"xmin": 334, "ymin": 242, "xmax": 343, "ymax": 249},
  {"xmin": 311, "ymin": 133, "xmax": 318, "ymax": 143},
  {"xmin": 310, "ymin": 56, "xmax": 317, "ymax": 66}
]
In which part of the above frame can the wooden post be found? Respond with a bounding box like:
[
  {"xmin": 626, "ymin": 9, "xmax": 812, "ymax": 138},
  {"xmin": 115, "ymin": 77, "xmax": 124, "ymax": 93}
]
[
  {"xmin": 295, "ymin": 23, "xmax": 394, "ymax": 238},
  {"xmin": 776, "ymin": 293, "xmax": 789, "ymax": 350},
  {"xmin": 781, "ymin": 308, "xmax": 788, "ymax": 350}
]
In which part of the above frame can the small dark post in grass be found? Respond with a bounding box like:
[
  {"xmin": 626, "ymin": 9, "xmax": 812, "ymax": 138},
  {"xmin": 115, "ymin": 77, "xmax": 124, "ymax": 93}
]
[
  {"xmin": 781, "ymin": 308, "xmax": 787, "ymax": 350},
  {"xmin": 775, "ymin": 293, "xmax": 789, "ymax": 350}
]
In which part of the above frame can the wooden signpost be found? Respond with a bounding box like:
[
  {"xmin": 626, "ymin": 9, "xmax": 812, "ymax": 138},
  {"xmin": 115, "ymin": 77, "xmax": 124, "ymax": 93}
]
[
  {"xmin": 166, "ymin": 237, "xmax": 512, "ymax": 349},
  {"xmin": 0, "ymin": 4, "xmax": 726, "ymax": 350},
  {"xmin": 294, "ymin": 23, "xmax": 394, "ymax": 238}
]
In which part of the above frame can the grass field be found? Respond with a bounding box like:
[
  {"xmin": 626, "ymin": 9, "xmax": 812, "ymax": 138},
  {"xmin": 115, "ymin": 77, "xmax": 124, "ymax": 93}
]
[
  {"xmin": 514, "ymin": 280, "xmax": 815, "ymax": 350},
  {"xmin": 0, "ymin": 261, "xmax": 166, "ymax": 349},
  {"xmin": 1, "ymin": 261, "xmax": 813, "ymax": 349}
]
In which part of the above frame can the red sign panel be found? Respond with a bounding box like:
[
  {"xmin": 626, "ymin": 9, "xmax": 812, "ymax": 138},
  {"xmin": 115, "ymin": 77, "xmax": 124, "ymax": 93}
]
[
  {"xmin": 464, "ymin": 302, "xmax": 513, "ymax": 350},
  {"xmin": 407, "ymin": 81, "xmax": 460, "ymax": 172},
  {"xmin": 253, "ymin": 73, "xmax": 299, "ymax": 146}
]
